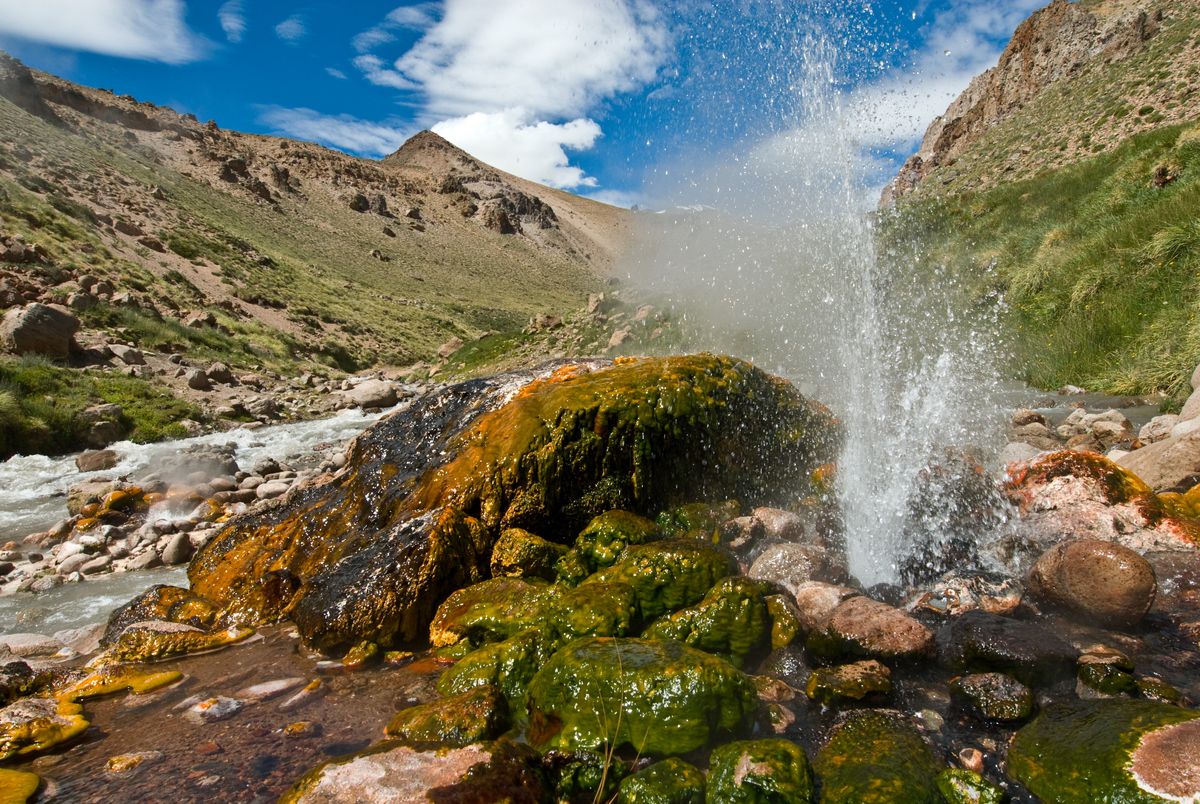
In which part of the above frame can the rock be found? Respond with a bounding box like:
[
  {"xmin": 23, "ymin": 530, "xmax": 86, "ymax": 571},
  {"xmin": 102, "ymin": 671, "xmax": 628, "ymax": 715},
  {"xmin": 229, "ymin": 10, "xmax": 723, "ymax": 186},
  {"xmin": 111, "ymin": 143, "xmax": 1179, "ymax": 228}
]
[
  {"xmin": 255, "ymin": 480, "xmax": 291, "ymax": 500},
  {"xmin": 805, "ymin": 660, "xmax": 892, "ymax": 705},
  {"xmin": 936, "ymin": 769, "xmax": 1005, "ymax": 804},
  {"xmin": 1118, "ymin": 429, "xmax": 1200, "ymax": 492},
  {"xmin": 1005, "ymin": 451, "xmax": 1200, "ymax": 561},
  {"xmin": 0, "ymin": 303, "xmax": 79, "ymax": 358},
  {"xmin": 0, "ymin": 768, "xmax": 40, "ymax": 799},
  {"xmin": 1141, "ymin": 415, "xmax": 1180, "ymax": 445},
  {"xmin": 569, "ymin": 510, "xmax": 661, "ymax": 575},
  {"xmin": 909, "ymin": 571, "xmax": 1023, "ymax": 618},
  {"xmin": 641, "ymin": 577, "xmax": 772, "ymax": 667},
  {"xmin": 706, "ymin": 739, "xmax": 813, "ymax": 802},
  {"xmin": 950, "ymin": 672, "xmax": 1033, "ymax": 722},
  {"xmin": 80, "ymin": 554, "xmax": 112, "ymax": 575},
  {"xmin": 284, "ymin": 740, "xmax": 549, "ymax": 803},
  {"xmin": 437, "ymin": 336, "xmax": 464, "ymax": 359},
  {"xmin": 489, "ymin": 528, "xmax": 568, "ymax": 581},
  {"xmin": 616, "ymin": 758, "xmax": 705, "ymax": 803},
  {"xmin": 160, "ymin": 532, "xmax": 194, "ymax": 566},
  {"xmin": 185, "ymin": 368, "xmax": 211, "ymax": 391},
  {"xmin": 107, "ymin": 750, "xmax": 163, "ymax": 774},
  {"xmin": 748, "ymin": 543, "xmax": 833, "ymax": 596},
  {"xmin": 384, "ymin": 684, "xmax": 508, "ymax": 746},
  {"xmin": 790, "ymin": 582, "xmax": 858, "ymax": 633},
  {"xmin": 75, "ymin": 450, "xmax": 119, "ymax": 472},
  {"xmin": 1010, "ymin": 701, "xmax": 1200, "ymax": 802},
  {"xmin": 608, "ymin": 327, "xmax": 632, "ymax": 349},
  {"xmin": 585, "ymin": 539, "xmax": 736, "ymax": 622},
  {"xmin": 436, "ymin": 628, "xmax": 550, "ymax": 703},
  {"xmin": 0, "ymin": 696, "xmax": 88, "ymax": 761},
  {"xmin": 206, "ymin": 362, "xmax": 234, "ymax": 384},
  {"xmin": 0, "ymin": 633, "xmax": 61, "ymax": 658},
  {"xmin": 1027, "ymin": 539, "xmax": 1156, "ymax": 628},
  {"xmin": 1012, "ymin": 409, "xmax": 1047, "ymax": 427},
  {"xmin": 338, "ymin": 379, "xmax": 397, "ymax": 409},
  {"xmin": 812, "ymin": 711, "xmax": 944, "ymax": 802},
  {"xmin": 808, "ymin": 596, "xmax": 933, "ymax": 661},
  {"xmin": 428, "ymin": 576, "xmax": 556, "ymax": 648},
  {"xmin": 527, "ymin": 637, "xmax": 756, "ymax": 756},
  {"xmin": 186, "ymin": 696, "xmax": 243, "ymax": 723},
  {"xmin": 188, "ymin": 356, "xmax": 839, "ymax": 652},
  {"xmin": 347, "ymin": 192, "xmax": 370, "ymax": 212},
  {"xmin": 936, "ymin": 610, "xmax": 1078, "ymax": 686}
]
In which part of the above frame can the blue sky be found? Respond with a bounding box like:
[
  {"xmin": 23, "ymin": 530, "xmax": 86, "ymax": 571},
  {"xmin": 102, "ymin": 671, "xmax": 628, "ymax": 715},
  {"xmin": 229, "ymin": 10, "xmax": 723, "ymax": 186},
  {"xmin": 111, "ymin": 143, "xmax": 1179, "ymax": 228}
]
[{"xmin": 0, "ymin": 0, "xmax": 1047, "ymax": 206}]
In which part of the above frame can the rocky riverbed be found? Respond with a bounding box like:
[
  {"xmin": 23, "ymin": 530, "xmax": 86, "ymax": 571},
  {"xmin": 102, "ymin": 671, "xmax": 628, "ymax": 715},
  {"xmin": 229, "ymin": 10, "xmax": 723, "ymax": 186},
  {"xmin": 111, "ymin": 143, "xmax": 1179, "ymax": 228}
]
[{"xmin": 1, "ymin": 354, "xmax": 1198, "ymax": 802}]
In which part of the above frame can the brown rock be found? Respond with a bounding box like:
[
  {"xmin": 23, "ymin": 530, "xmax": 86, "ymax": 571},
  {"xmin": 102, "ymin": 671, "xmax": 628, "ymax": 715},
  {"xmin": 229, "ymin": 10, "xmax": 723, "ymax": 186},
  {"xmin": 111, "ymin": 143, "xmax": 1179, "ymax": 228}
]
[
  {"xmin": 809, "ymin": 596, "xmax": 934, "ymax": 660},
  {"xmin": 791, "ymin": 582, "xmax": 858, "ymax": 633},
  {"xmin": 1117, "ymin": 429, "xmax": 1200, "ymax": 492},
  {"xmin": 1027, "ymin": 539, "xmax": 1156, "ymax": 629},
  {"xmin": 75, "ymin": 449, "xmax": 119, "ymax": 473},
  {"xmin": 0, "ymin": 303, "xmax": 79, "ymax": 358}
]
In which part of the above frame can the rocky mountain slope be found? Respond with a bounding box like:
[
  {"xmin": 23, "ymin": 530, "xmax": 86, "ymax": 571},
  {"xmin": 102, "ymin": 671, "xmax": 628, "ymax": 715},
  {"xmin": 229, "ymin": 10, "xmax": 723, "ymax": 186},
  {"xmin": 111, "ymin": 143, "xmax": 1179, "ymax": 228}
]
[
  {"xmin": 0, "ymin": 52, "xmax": 635, "ymax": 456},
  {"xmin": 886, "ymin": 0, "xmax": 1196, "ymax": 202},
  {"xmin": 880, "ymin": 0, "xmax": 1200, "ymax": 398}
]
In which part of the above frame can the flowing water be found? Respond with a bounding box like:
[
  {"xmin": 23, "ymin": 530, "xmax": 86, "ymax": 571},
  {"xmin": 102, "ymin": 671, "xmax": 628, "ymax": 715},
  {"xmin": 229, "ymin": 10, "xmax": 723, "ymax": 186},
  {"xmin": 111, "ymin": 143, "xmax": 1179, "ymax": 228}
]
[{"xmin": 624, "ymin": 11, "xmax": 1012, "ymax": 586}]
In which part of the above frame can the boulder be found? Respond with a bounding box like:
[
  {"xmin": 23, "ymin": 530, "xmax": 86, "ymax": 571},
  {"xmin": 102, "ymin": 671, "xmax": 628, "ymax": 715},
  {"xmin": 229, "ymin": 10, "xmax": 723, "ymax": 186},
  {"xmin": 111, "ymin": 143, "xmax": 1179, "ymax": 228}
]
[
  {"xmin": 790, "ymin": 582, "xmax": 858, "ymax": 633},
  {"xmin": 1140, "ymin": 415, "xmax": 1180, "ymax": 445},
  {"xmin": 950, "ymin": 672, "xmax": 1033, "ymax": 722},
  {"xmin": 936, "ymin": 610, "xmax": 1078, "ymax": 686},
  {"xmin": 748, "ymin": 542, "xmax": 834, "ymax": 596},
  {"xmin": 489, "ymin": 528, "xmax": 567, "ymax": 581},
  {"xmin": 185, "ymin": 369, "xmax": 211, "ymax": 391},
  {"xmin": 616, "ymin": 758, "xmax": 705, "ymax": 803},
  {"xmin": 641, "ymin": 576, "xmax": 772, "ymax": 667},
  {"xmin": 1027, "ymin": 539, "xmax": 1156, "ymax": 629},
  {"xmin": 805, "ymin": 660, "xmax": 892, "ymax": 705},
  {"xmin": 187, "ymin": 356, "xmax": 839, "ymax": 651},
  {"xmin": 1118, "ymin": 429, "xmax": 1200, "ymax": 492},
  {"xmin": 0, "ymin": 303, "xmax": 79, "ymax": 358},
  {"xmin": 526, "ymin": 637, "xmax": 757, "ymax": 755},
  {"xmin": 75, "ymin": 450, "xmax": 119, "ymax": 473},
  {"xmin": 807, "ymin": 596, "xmax": 933, "ymax": 661},
  {"xmin": 384, "ymin": 684, "xmax": 508, "ymax": 746},
  {"xmin": 1009, "ymin": 701, "xmax": 1200, "ymax": 803},
  {"xmin": 338, "ymin": 379, "xmax": 397, "ymax": 409},
  {"xmin": 812, "ymin": 711, "xmax": 944, "ymax": 802}
]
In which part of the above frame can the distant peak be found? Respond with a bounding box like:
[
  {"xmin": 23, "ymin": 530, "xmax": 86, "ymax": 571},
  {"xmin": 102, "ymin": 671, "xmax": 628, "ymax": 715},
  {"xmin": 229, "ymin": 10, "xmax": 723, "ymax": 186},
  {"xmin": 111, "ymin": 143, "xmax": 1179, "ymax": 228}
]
[{"xmin": 384, "ymin": 130, "xmax": 473, "ymax": 165}]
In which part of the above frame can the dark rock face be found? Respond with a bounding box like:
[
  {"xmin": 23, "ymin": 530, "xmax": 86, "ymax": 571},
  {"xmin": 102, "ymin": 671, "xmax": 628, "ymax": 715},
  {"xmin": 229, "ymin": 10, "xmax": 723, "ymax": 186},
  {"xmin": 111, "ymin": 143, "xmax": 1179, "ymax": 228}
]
[
  {"xmin": 937, "ymin": 610, "xmax": 1078, "ymax": 686},
  {"xmin": 0, "ymin": 303, "xmax": 79, "ymax": 359},
  {"xmin": 0, "ymin": 52, "xmax": 63, "ymax": 125},
  {"xmin": 188, "ymin": 355, "xmax": 840, "ymax": 651}
]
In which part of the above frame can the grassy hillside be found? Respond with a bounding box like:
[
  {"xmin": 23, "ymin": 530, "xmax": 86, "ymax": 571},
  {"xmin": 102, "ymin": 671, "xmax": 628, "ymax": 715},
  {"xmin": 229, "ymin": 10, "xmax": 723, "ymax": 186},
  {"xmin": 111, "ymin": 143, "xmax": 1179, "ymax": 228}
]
[{"xmin": 882, "ymin": 119, "xmax": 1200, "ymax": 400}]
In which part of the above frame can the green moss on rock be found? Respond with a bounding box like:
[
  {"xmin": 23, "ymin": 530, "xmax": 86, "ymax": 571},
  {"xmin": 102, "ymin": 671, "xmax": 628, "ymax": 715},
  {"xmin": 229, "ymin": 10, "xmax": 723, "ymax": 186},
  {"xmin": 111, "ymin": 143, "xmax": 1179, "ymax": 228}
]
[
  {"xmin": 490, "ymin": 528, "xmax": 568, "ymax": 581},
  {"xmin": 552, "ymin": 582, "xmax": 638, "ymax": 642},
  {"xmin": 428, "ymin": 577, "xmax": 556, "ymax": 648},
  {"xmin": 575, "ymin": 510, "xmax": 662, "ymax": 573},
  {"xmin": 950, "ymin": 673, "xmax": 1033, "ymax": 722},
  {"xmin": 805, "ymin": 661, "xmax": 892, "ymax": 706},
  {"xmin": 618, "ymin": 758, "xmax": 706, "ymax": 804},
  {"xmin": 935, "ymin": 769, "xmax": 1004, "ymax": 804},
  {"xmin": 384, "ymin": 684, "xmax": 508, "ymax": 746},
  {"xmin": 812, "ymin": 711, "xmax": 943, "ymax": 803},
  {"xmin": 1009, "ymin": 700, "xmax": 1200, "ymax": 803},
  {"xmin": 437, "ymin": 628, "xmax": 553, "ymax": 704},
  {"xmin": 585, "ymin": 539, "xmax": 736, "ymax": 622},
  {"xmin": 706, "ymin": 739, "xmax": 814, "ymax": 803},
  {"xmin": 657, "ymin": 500, "xmax": 741, "ymax": 540},
  {"xmin": 765, "ymin": 594, "xmax": 801, "ymax": 651},
  {"xmin": 527, "ymin": 637, "xmax": 757, "ymax": 756},
  {"xmin": 642, "ymin": 577, "xmax": 772, "ymax": 667}
]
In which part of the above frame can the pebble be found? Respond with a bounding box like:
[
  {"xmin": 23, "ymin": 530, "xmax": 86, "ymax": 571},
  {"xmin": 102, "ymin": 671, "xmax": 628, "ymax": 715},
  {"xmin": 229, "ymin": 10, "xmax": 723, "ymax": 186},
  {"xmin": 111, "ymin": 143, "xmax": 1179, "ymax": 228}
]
[
  {"xmin": 107, "ymin": 751, "xmax": 163, "ymax": 774},
  {"xmin": 186, "ymin": 696, "xmax": 244, "ymax": 723},
  {"xmin": 236, "ymin": 677, "xmax": 306, "ymax": 702}
]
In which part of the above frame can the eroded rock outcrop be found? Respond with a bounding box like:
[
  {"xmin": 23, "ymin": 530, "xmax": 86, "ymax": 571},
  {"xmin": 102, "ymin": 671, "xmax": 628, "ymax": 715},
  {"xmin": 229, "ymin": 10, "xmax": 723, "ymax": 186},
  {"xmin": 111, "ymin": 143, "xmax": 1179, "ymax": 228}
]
[{"xmin": 187, "ymin": 355, "xmax": 840, "ymax": 651}]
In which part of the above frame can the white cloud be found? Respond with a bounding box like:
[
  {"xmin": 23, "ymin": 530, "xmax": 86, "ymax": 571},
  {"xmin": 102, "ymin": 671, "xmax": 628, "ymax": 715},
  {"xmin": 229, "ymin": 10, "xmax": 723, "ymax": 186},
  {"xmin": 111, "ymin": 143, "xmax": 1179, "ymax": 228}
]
[
  {"xmin": 585, "ymin": 189, "xmax": 642, "ymax": 209},
  {"xmin": 0, "ymin": 0, "xmax": 207, "ymax": 63},
  {"xmin": 346, "ymin": 0, "xmax": 667, "ymax": 191},
  {"xmin": 257, "ymin": 106, "xmax": 412, "ymax": 156},
  {"xmin": 275, "ymin": 14, "xmax": 305, "ymax": 43},
  {"xmin": 325, "ymin": 67, "xmax": 348, "ymax": 80},
  {"xmin": 392, "ymin": 0, "xmax": 668, "ymax": 119},
  {"xmin": 218, "ymin": 0, "xmax": 245, "ymax": 44},
  {"xmin": 433, "ymin": 109, "xmax": 602, "ymax": 189}
]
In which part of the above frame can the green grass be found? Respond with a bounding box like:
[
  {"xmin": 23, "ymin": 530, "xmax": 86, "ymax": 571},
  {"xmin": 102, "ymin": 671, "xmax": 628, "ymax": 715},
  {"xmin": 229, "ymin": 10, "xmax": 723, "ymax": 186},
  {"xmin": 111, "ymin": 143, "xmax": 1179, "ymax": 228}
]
[
  {"xmin": 881, "ymin": 120, "xmax": 1200, "ymax": 399},
  {"xmin": 0, "ymin": 355, "xmax": 200, "ymax": 458}
]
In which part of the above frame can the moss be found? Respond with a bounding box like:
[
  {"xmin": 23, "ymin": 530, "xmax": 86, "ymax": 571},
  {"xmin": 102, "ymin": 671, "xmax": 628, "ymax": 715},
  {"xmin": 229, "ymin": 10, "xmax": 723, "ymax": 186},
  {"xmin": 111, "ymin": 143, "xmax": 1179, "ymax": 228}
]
[
  {"xmin": 0, "ymin": 698, "xmax": 89, "ymax": 761},
  {"xmin": 384, "ymin": 684, "xmax": 508, "ymax": 746},
  {"xmin": 428, "ymin": 577, "xmax": 557, "ymax": 648},
  {"xmin": 105, "ymin": 624, "xmax": 253, "ymax": 663},
  {"xmin": 490, "ymin": 527, "xmax": 568, "ymax": 580},
  {"xmin": 62, "ymin": 665, "xmax": 181, "ymax": 701},
  {"xmin": 935, "ymin": 770, "xmax": 1004, "ymax": 804},
  {"xmin": 657, "ymin": 500, "xmax": 741, "ymax": 540},
  {"xmin": 812, "ymin": 711, "xmax": 943, "ymax": 803},
  {"xmin": 618, "ymin": 758, "xmax": 706, "ymax": 804},
  {"xmin": 101, "ymin": 584, "xmax": 221, "ymax": 647},
  {"xmin": 1010, "ymin": 701, "xmax": 1200, "ymax": 803},
  {"xmin": 575, "ymin": 510, "xmax": 661, "ymax": 573},
  {"xmin": 0, "ymin": 768, "xmax": 40, "ymax": 802},
  {"xmin": 765, "ymin": 595, "xmax": 801, "ymax": 651},
  {"xmin": 706, "ymin": 739, "xmax": 814, "ymax": 803},
  {"xmin": 1079, "ymin": 662, "xmax": 1136, "ymax": 696},
  {"xmin": 584, "ymin": 539, "xmax": 736, "ymax": 622},
  {"xmin": 806, "ymin": 661, "xmax": 892, "ymax": 706},
  {"xmin": 527, "ymin": 637, "xmax": 757, "ymax": 756},
  {"xmin": 437, "ymin": 628, "xmax": 553, "ymax": 705},
  {"xmin": 342, "ymin": 641, "xmax": 380, "ymax": 670},
  {"xmin": 950, "ymin": 673, "xmax": 1033, "ymax": 722},
  {"xmin": 641, "ymin": 577, "xmax": 772, "ymax": 667},
  {"xmin": 553, "ymin": 582, "xmax": 638, "ymax": 642},
  {"xmin": 551, "ymin": 750, "xmax": 631, "ymax": 803}
]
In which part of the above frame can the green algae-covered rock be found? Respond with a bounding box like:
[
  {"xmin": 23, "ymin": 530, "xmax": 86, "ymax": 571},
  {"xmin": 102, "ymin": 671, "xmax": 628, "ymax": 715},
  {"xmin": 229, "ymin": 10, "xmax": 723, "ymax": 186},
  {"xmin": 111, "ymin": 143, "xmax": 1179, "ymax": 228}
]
[
  {"xmin": 190, "ymin": 355, "xmax": 840, "ymax": 651},
  {"xmin": 490, "ymin": 527, "xmax": 568, "ymax": 581},
  {"xmin": 552, "ymin": 751, "xmax": 631, "ymax": 803},
  {"xmin": 706, "ymin": 739, "xmax": 814, "ymax": 803},
  {"xmin": 642, "ymin": 577, "xmax": 772, "ymax": 667},
  {"xmin": 576, "ymin": 510, "xmax": 662, "ymax": 572},
  {"xmin": 949, "ymin": 672, "xmax": 1033, "ymax": 722},
  {"xmin": 527, "ymin": 637, "xmax": 757, "ymax": 755},
  {"xmin": 812, "ymin": 711, "xmax": 943, "ymax": 803},
  {"xmin": 585, "ymin": 539, "xmax": 737, "ymax": 622},
  {"xmin": 1078, "ymin": 660, "xmax": 1136, "ymax": 697},
  {"xmin": 437, "ymin": 629, "xmax": 552, "ymax": 703},
  {"xmin": 805, "ymin": 660, "xmax": 892, "ymax": 706},
  {"xmin": 658, "ymin": 501, "xmax": 741, "ymax": 540},
  {"xmin": 555, "ymin": 549, "xmax": 593, "ymax": 587},
  {"xmin": 765, "ymin": 594, "xmax": 801, "ymax": 651},
  {"xmin": 101, "ymin": 584, "xmax": 221, "ymax": 647},
  {"xmin": 618, "ymin": 758, "xmax": 706, "ymax": 804},
  {"xmin": 428, "ymin": 577, "xmax": 556, "ymax": 648},
  {"xmin": 1009, "ymin": 700, "xmax": 1200, "ymax": 803},
  {"xmin": 553, "ymin": 582, "xmax": 638, "ymax": 642},
  {"xmin": 935, "ymin": 769, "xmax": 1004, "ymax": 804},
  {"xmin": 384, "ymin": 684, "xmax": 508, "ymax": 746}
]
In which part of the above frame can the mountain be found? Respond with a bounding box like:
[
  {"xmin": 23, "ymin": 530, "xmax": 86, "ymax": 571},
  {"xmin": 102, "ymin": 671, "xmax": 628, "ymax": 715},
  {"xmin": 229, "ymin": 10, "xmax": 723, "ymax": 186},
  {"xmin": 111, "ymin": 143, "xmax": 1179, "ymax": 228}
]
[
  {"xmin": 880, "ymin": 0, "xmax": 1200, "ymax": 400},
  {"xmin": 0, "ymin": 52, "xmax": 634, "ymax": 455}
]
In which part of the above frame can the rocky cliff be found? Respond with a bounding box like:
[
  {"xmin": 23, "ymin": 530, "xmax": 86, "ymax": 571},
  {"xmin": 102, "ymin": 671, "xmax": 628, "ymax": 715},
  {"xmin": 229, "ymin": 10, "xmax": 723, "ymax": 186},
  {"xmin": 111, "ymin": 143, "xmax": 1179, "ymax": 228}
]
[{"xmin": 885, "ymin": 0, "xmax": 1192, "ymax": 202}]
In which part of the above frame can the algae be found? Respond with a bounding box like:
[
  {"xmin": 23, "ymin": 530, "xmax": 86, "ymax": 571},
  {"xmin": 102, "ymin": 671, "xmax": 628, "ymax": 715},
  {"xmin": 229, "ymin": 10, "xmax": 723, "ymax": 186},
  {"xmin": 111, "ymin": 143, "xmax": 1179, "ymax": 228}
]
[{"xmin": 706, "ymin": 738, "xmax": 814, "ymax": 803}]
